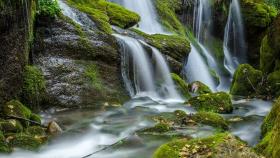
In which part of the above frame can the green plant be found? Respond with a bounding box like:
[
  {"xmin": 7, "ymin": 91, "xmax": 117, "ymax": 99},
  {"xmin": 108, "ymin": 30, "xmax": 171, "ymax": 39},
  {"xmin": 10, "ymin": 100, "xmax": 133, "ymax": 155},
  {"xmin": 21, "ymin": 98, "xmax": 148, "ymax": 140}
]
[{"xmin": 37, "ymin": 0, "xmax": 61, "ymax": 18}]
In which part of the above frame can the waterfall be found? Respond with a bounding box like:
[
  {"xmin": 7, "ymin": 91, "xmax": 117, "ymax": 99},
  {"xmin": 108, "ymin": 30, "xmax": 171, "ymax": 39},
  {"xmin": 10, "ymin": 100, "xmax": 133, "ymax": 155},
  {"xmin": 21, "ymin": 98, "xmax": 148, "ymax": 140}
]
[
  {"xmin": 184, "ymin": 0, "xmax": 218, "ymax": 90},
  {"xmin": 115, "ymin": 34, "xmax": 182, "ymax": 100},
  {"xmin": 185, "ymin": 44, "xmax": 217, "ymax": 90},
  {"xmin": 223, "ymin": 0, "xmax": 246, "ymax": 76},
  {"xmin": 111, "ymin": 0, "xmax": 166, "ymax": 34}
]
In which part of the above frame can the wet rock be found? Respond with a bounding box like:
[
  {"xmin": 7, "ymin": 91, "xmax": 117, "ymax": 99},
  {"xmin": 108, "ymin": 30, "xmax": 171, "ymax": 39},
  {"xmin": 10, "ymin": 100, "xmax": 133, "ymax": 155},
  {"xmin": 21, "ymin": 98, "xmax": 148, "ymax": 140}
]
[
  {"xmin": 47, "ymin": 121, "xmax": 62, "ymax": 135},
  {"xmin": 188, "ymin": 92, "xmax": 233, "ymax": 113}
]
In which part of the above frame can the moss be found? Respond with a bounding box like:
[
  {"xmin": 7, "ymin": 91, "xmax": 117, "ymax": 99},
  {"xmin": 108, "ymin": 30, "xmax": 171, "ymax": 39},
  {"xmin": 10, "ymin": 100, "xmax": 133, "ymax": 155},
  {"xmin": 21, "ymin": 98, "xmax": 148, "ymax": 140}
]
[
  {"xmin": 25, "ymin": 126, "xmax": 46, "ymax": 136},
  {"xmin": 230, "ymin": 64, "xmax": 264, "ymax": 96},
  {"xmin": 22, "ymin": 65, "xmax": 46, "ymax": 109},
  {"xmin": 154, "ymin": 0, "xmax": 186, "ymax": 35},
  {"xmin": 188, "ymin": 92, "xmax": 233, "ymax": 114},
  {"xmin": 0, "ymin": 131, "xmax": 11, "ymax": 153},
  {"xmin": 260, "ymin": 35, "xmax": 275, "ymax": 73},
  {"xmin": 153, "ymin": 138, "xmax": 189, "ymax": 158},
  {"xmin": 133, "ymin": 29, "xmax": 191, "ymax": 61},
  {"xmin": 67, "ymin": 0, "xmax": 140, "ymax": 33},
  {"xmin": 188, "ymin": 81, "xmax": 212, "ymax": 95},
  {"xmin": 9, "ymin": 133, "xmax": 44, "ymax": 150},
  {"xmin": 0, "ymin": 119, "xmax": 23, "ymax": 133},
  {"xmin": 30, "ymin": 113, "xmax": 42, "ymax": 125},
  {"xmin": 267, "ymin": 71, "xmax": 280, "ymax": 96},
  {"xmin": 193, "ymin": 112, "xmax": 229, "ymax": 130},
  {"xmin": 141, "ymin": 123, "xmax": 172, "ymax": 133},
  {"xmin": 37, "ymin": 0, "xmax": 61, "ymax": 18},
  {"xmin": 84, "ymin": 64, "xmax": 102, "ymax": 90},
  {"xmin": 3, "ymin": 100, "xmax": 32, "ymax": 120},
  {"xmin": 241, "ymin": 0, "xmax": 277, "ymax": 29},
  {"xmin": 171, "ymin": 73, "xmax": 191, "ymax": 99}
]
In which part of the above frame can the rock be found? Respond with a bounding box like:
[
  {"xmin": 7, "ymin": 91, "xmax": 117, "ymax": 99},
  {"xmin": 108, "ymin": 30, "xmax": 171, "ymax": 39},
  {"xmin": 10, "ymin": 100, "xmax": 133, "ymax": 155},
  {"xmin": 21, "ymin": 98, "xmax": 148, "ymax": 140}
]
[
  {"xmin": 3, "ymin": 100, "xmax": 32, "ymax": 120},
  {"xmin": 230, "ymin": 64, "xmax": 264, "ymax": 96},
  {"xmin": 153, "ymin": 133, "xmax": 261, "ymax": 158},
  {"xmin": 267, "ymin": 71, "xmax": 280, "ymax": 97},
  {"xmin": 47, "ymin": 121, "xmax": 62, "ymax": 135},
  {"xmin": 171, "ymin": 73, "xmax": 191, "ymax": 99},
  {"xmin": 8, "ymin": 133, "xmax": 44, "ymax": 151},
  {"xmin": 26, "ymin": 126, "xmax": 46, "ymax": 136},
  {"xmin": 256, "ymin": 97, "xmax": 280, "ymax": 158},
  {"xmin": 0, "ymin": 119, "xmax": 23, "ymax": 133},
  {"xmin": 188, "ymin": 92, "xmax": 233, "ymax": 114},
  {"xmin": 140, "ymin": 123, "xmax": 172, "ymax": 134},
  {"xmin": 188, "ymin": 81, "xmax": 212, "ymax": 95},
  {"xmin": 240, "ymin": 0, "xmax": 277, "ymax": 64},
  {"xmin": 192, "ymin": 112, "xmax": 229, "ymax": 130}
]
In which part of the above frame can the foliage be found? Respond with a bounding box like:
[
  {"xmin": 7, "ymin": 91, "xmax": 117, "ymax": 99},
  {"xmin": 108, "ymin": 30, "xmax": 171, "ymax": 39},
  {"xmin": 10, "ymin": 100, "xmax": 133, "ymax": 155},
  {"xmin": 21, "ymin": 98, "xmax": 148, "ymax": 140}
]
[
  {"xmin": 84, "ymin": 64, "xmax": 102, "ymax": 90},
  {"xmin": 37, "ymin": 0, "xmax": 61, "ymax": 18},
  {"xmin": 265, "ymin": 0, "xmax": 280, "ymax": 10}
]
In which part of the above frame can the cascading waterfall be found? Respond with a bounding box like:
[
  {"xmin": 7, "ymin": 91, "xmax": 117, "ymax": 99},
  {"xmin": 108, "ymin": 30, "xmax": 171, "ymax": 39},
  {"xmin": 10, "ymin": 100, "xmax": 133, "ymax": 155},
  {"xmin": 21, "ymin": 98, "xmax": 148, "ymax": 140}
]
[
  {"xmin": 184, "ymin": 0, "xmax": 218, "ymax": 90},
  {"xmin": 115, "ymin": 34, "xmax": 182, "ymax": 100},
  {"xmin": 111, "ymin": 0, "xmax": 166, "ymax": 34},
  {"xmin": 223, "ymin": 0, "xmax": 246, "ymax": 76}
]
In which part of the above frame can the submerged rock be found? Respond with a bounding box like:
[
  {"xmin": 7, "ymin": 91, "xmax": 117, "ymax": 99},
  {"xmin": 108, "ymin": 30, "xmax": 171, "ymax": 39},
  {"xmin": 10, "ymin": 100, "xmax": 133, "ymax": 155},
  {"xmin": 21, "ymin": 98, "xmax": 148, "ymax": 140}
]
[
  {"xmin": 188, "ymin": 92, "xmax": 233, "ymax": 113},
  {"xmin": 153, "ymin": 133, "xmax": 261, "ymax": 158}
]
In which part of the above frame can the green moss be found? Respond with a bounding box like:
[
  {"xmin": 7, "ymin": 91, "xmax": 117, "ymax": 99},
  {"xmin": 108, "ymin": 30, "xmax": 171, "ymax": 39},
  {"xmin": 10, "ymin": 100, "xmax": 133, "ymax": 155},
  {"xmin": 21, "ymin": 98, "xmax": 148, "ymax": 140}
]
[
  {"xmin": 37, "ymin": 0, "xmax": 61, "ymax": 18},
  {"xmin": 25, "ymin": 126, "xmax": 46, "ymax": 136},
  {"xmin": 9, "ymin": 133, "xmax": 44, "ymax": 150},
  {"xmin": 188, "ymin": 81, "xmax": 212, "ymax": 95},
  {"xmin": 84, "ymin": 64, "xmax": 102, "ymax": 90},
  {"xmin": 67, "ymin": 0, "xmax": 140, "ymax": 33},
  {"xmin": 267, "ymin": 71, "xmax": 280, "ymax": 96},
  {"xmin": 30, "ymin": 113, "xmax": 42, "ymax": 125},
  {"xmin": 133, "ymin": 29, "xmax": 191, "ymax": 61},
  {"xmin": 193, "ymin": 112, "xmax": 229, "ymax": 130},
  {"xmin": 0, "ymin": 131, "xmax": 11, "ymax": 153},
  {"xmin": 230, "ymin": 64, "xmax": 264, "ymax": 96},
  {"xmin": 141, "ymin": 123, "xmax": 171, "ymax": 133},
  {"xmin": 22, "ymin": 65, "xmax": 46, "ymax": 108},
  {"xmin": 188, "ymin": 92, "xmax": 233, "ymax": 113},
  {"xmin": 3, "ymin": 100, "xmax": 32, "ymax": 120},
  {"xmin": 154, "ymin": 0, "xmax": 186, "ymax": 35},
  {"xmin": 0, "ymin": 119, "xmax": 23, "ymax": 133},
  {"xmin": 171, "ymin": 73, "xmax": 191, "ymax": 99},
  {"xmin": 260, "ymin": 35, "xmax": 275, "ymax": 73},
  {"xmin": 153, "ymin": 133, "xmax": 231, "ymax": 158},
  {"xmin": 241, "ymin": 0, "xmax": 277, "ymax": 28}
]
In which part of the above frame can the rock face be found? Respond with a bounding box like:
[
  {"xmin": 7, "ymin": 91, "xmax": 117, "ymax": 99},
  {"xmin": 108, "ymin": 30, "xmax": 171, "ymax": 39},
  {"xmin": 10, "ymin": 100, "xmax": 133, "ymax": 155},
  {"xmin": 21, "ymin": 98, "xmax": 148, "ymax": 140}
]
[
  {"xmin": 240, "ymin": 0, "xmax": 277, "ymax": 65},
  {"xmin": 0, "ymin": 0, "xmax": 36, "ymax": 104},
  {"xmin": 33, "ymin": 16, "xmax": 129, "ymax": 108}
]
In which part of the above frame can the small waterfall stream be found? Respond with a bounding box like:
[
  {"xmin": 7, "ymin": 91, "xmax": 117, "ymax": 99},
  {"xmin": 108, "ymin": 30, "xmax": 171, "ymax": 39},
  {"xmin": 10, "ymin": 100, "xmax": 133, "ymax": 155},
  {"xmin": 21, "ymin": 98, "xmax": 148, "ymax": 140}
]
[{"xmin": 223, "ymin": 0, "xmax": 246, "ymax": 76}]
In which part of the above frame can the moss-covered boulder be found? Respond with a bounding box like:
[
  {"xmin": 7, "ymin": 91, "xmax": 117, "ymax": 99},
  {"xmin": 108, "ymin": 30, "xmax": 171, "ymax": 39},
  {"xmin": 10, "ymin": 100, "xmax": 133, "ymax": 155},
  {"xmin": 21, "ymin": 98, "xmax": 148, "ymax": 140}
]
[
  {"xmin": 8, "ymin": 133, "xmax": 45, "ymax": 150},
  {"xmin": 260, "ymin": 35, "xmax": 275, "ymax": 73},
  {"xmin": 3, "ymin": 100, "xmax": 32, "ymax": 120},
  {"xmin": 171, "ymin": 73, "xmax": 191, "ymax": 99},
  {"xmin": 192, "ymin": 112, "xmax": 229, "ymax": 130},
  {"xmin": 153, "ymin": 133, "xmax": 260, "ymax": 158},
  {"xmin": 267, "ymin": 71, "xmax": 280, "ymax": 97},
  {"xmin": 0, "ymin": 131, "xmax": 11, "ymax": 153},
  {"xmin": 22, "ymin": 65, "xmax": 46, "ymax": 109},
  {"xmin": 256, "ymin": 97, "xmax": 280, "ymax": 158},
  {"xmin": 0, "ymin": 119, "xmax": 23, "ymax": 133},
  {"xmin": 140, "ymin": 123, "xmax": 172, "ymax": 134},
  {"xmin": 188, "ymin": 81, "xmax": 212, "ymax": 95},
  {"xmin": 230, "ymin": 64, "xmax": 264, "ymax": 96},
  {"xmin": 67, "ymin": 0, "xmax": 140, "ymax": 33},
  {"xmin": 188, "ymin": 92, "xmax": 233, "ymax": 113}
]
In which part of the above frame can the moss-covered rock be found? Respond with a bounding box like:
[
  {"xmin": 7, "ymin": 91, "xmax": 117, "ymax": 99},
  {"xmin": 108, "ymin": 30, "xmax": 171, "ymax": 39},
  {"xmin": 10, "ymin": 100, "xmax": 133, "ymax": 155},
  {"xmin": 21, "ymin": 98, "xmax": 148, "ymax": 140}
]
[
  {"xmin": 132, "ymin": 29, "xmax": 191, "ymax": 62},
  {"xmin": 153, "ymin": 133, "xmax": 260, "ymax": 158},
  {"xmin": 256, "ymin": 97, "xmax": 280, "ymax": 158},
  {"xmin": 25, "ymin": 126, "xmax": 46, "ymax": 136},
  {"xmin": 188, "ymin": 81, "xmax": 212, "ymax": 95},
  {"xmin": 260, "ymin": 35, "xmax": 275, "ymax": 72},
  {"xmin": 154, "ymin": 0, "xmax": 186, "ymax": 35},
  {"xmin": 267, "ymin": 71, "xmax": 280, "ymax": 97},
  {"xmin": 22, "ymin": 65, "xmax": 46, "ymax": 109},
  {"xmin": 3, "ymin": 100, "xmax": 32, "ymax": 120},
  {"xmin": 188, "ymin": 92, "xmax": 233, "ymax": 113},
  {"xmin": 192, "ymin": 112, "xmax": 229, "ymax": 130},
  {"xmin": 171, "ymin": 73, "xmax": 191, "ymax": 99},
  {"xmin": 140, "ymin": 123, "xmax": 172, "ymax": 134},
  {"xmin": 30, "ymin": 113, "xmax": 42, "ymax": 125},
  {"xmin": 8, "ymin": 133, "xmax": 45, "ymax": 150},
  {"xmin": 67, "ymin": 0, "xmax": 140, "ymax": 33},
  {"xmin": 0, "ymin": 131, "xmax": 11, "ymax": 153},
  {"xmin": 0, "ymin": 119, "xmax": 23, "ymax": 133},
  {"xmin": 230, "ymin": 64, "xmax": 264, "ymax": 96}
]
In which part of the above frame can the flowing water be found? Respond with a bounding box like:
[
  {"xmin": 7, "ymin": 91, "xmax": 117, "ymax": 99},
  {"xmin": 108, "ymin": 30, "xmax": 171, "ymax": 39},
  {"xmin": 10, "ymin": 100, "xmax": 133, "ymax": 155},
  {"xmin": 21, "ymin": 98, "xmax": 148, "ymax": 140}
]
[{"xmin": 223, "ymin": 0, "xmax": 246, "ymax": 76}]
